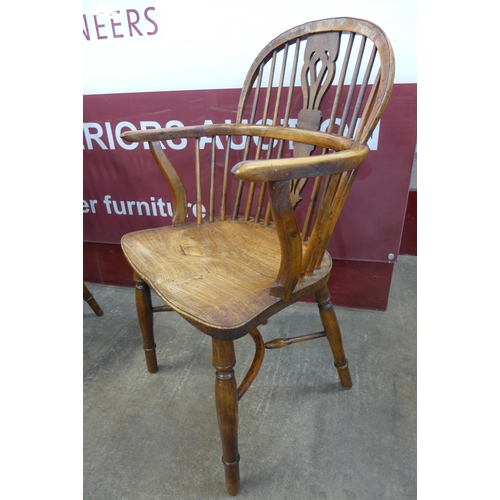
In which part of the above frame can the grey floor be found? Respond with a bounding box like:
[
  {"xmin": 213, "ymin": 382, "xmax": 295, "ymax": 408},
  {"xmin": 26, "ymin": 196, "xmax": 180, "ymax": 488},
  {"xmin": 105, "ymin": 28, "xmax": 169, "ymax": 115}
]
[{"xmin": 83, "ymin": 255, "xmax": 416, "ymax": 500}]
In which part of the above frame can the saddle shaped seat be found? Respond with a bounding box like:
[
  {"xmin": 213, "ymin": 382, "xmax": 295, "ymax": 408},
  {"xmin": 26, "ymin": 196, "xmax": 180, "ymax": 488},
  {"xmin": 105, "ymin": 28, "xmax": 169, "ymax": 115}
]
[{"xmin": 122, "ymin": 219, "xmax": 331, "ymax": 338}]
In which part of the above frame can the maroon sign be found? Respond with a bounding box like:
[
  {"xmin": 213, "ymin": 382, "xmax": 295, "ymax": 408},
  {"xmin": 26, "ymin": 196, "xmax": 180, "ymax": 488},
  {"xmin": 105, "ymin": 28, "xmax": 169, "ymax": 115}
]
[{"xmin": 83, "ymin": 84, "xmax": 416, "ymax": 263}]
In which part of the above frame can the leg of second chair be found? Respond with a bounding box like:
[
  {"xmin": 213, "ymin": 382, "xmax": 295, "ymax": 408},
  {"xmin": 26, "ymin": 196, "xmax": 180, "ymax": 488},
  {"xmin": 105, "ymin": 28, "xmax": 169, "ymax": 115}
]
[
  {"xmin": 134, "ymin": 271, "xmax": 158, "ymax": 373},
  {"xmin": 314, "ymin": 284, "xmax": 353, "ymax": 389},
  {"xmin": 83, "ymin": 283, "xmax": 104, "ymax": 317},
  {"xmin": 212, "ymin": 338, "xmax": 240, "ymax": 496}
]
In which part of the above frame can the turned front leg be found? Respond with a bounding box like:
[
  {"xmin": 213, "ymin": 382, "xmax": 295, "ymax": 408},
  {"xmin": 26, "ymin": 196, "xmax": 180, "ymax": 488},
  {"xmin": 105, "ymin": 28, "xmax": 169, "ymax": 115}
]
[
  {"xmin": 134, "ymin": 271, "xmax": 158, "ymax": 373},
  {"xmin": 212, "ymin": 338, "xmax": 240, "ymax": 496},
  {"xmin": 314, "ymin": 285, "xmax": 352, "ymax": 389}
]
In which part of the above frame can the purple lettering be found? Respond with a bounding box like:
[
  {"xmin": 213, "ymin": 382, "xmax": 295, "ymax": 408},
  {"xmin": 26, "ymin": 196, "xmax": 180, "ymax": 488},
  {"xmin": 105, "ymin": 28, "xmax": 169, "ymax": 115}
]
[
  {"xmin": 126, "ymin": 9, "xmax": 142, "ymax": 36},
  {"xmin": 110, "ymin": 11, "xmax": 124, "ymax": 39},
  {"xmin": 83, "ymin": 15, "xmax": 90, "ymax": 40},
  {"xmin": 93, "ymin": 15, "xmax": 108, "ymax": 40},
  {"xmin": 144, "ymin": 7, "xmax": 158, "ymax": 35}
]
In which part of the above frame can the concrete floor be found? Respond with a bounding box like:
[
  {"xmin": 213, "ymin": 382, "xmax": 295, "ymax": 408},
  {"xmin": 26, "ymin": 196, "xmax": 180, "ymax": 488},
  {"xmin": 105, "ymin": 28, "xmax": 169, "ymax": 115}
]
[{"xmin": 83, "ymin": 255, "xmax": 416, "ymax": 500}]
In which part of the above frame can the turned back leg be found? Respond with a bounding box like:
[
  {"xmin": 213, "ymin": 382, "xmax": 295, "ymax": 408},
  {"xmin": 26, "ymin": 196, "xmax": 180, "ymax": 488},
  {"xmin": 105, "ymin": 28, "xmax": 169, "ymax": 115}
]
[
  {"xmin": 134, "ymin": 271, "xmax": 158, "ymax": 373},
  {"xmin": 314, "ymin": 285, "xmax": 352, "ymax": 389}
]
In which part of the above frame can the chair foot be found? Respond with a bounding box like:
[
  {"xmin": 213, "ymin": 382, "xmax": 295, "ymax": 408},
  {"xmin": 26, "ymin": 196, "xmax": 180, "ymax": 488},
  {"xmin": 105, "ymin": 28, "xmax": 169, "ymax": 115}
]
[
  {"xmin": 212, "ymin": 338, "xmax": 240, "ymax": 496},
  {"xmin": 314, "ymin": 285, "xmax": 353, "ymax": 389},
  {"xmin": 334, "ymin": 361, "xmax": 353, "ymax": 390},
  {"xmin": 222, "ymin": 456, "xmax": 241, "ymax": 496},
  {"xmin": 134, "ymin": 272, "xmax": 158, "ymax": 373}
]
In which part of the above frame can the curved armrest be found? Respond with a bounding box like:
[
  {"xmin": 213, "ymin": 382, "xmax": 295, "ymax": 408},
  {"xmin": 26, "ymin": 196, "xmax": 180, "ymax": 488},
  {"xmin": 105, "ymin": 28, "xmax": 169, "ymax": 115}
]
[
  {"xmin": 122, "ymin": 122, "xmax": 368, "ymax": 184},
  {"xmin": 122, "ymin": 123, "xmax": 358, "ymax": 150},
  {"xmin": 231, "ymin": 143, "xmax": 368, "ymax": 183},
  {"xmin": 121, "ymin": 123, "xmax": 369, "ymax": 300}
]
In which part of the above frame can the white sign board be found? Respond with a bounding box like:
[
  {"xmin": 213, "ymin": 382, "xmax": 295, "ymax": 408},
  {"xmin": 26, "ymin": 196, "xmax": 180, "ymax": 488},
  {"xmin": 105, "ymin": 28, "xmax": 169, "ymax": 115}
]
[{"xmin": 83, "ymin": 0, "xmax": 417, "ymax": 95}]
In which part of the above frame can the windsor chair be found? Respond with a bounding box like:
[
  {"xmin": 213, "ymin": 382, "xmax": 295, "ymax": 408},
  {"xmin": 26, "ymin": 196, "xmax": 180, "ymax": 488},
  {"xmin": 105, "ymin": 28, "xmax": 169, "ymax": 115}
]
[{"xmin": 120, "ymin": 17, "xmax": 395, "ymax": 495}]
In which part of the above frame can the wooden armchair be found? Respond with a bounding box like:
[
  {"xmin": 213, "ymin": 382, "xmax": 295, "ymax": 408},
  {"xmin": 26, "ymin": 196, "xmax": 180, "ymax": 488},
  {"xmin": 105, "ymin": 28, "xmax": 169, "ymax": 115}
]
[{"xmin": 120, "ymin": 17, "xmax": 394, "ymax": 495}]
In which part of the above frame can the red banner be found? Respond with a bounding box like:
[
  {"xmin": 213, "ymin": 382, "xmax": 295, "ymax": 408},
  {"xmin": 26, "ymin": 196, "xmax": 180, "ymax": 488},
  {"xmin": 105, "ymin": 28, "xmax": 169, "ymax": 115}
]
[{"xmin": 83, "ymin": 83, "xmax": 416, "ymax": 263}]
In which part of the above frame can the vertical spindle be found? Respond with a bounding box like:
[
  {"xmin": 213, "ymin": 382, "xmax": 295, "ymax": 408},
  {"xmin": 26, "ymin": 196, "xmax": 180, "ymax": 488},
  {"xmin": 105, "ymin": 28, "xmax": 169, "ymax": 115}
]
[{"xmin": 195, "ymin": 137, "xmax": 202, "ymax": 224}]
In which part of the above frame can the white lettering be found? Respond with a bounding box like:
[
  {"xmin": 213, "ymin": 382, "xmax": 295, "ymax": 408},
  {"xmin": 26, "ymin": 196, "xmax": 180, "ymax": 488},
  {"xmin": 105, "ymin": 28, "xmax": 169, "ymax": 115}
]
[
  {"xmin": 192, "ymin": 203, "xmax": 207, "ymax": 218},
  {"xmin": 112, "ymin": 200, "xmax": 127, "ymax": 215},
  {"xmin": 226, "ymin": 119, "xmax": 247, "ymax": 150},
  {"xmin": 253, "ymin": 119, "xmax": 277, "ymax": 150},
  {"xmin": 104, "ymin": 122, "xmax": 115, "ymax": 149},
  {"xmin": 83, "ymin": 199, "xmax": 98, "ymax": 214},
  {"xmin": 136, "ymin": 201, "xmax": 150, "ymax": 216},
  {"xmin": 140, "ymin": 121, "xmax": 165, "ymax": 149},
  {"xmin": 150, "ymin": 197, "xmax": 158, "ymax": 216},
  {"xmin": 156, "ymin": 198, "xmax": 169, "ymax": 216},
  {"xmin": 92, "ymin": 195, "xmax": 204, "ymax": 219},
  {"xmin": 165, "ymin": 120, "xmax": 187, "ymax": 150},
  {"xmin": 103, "ymin": 195, "xmax": 113, "ymax": 214},
  {"xmin": 115, "ymin": 121, "xmax": 139, "ymax": 150},
  {"xmin": 83, "ymin": 123, "xmax": 108, "ymax": 150},
  {"xmin": 82, "ymin": 116, "xmax": 381, "ymax": 151},
  {"xmin": 200, "ymin": 120, "xmax": 224, "ymax": 149}
]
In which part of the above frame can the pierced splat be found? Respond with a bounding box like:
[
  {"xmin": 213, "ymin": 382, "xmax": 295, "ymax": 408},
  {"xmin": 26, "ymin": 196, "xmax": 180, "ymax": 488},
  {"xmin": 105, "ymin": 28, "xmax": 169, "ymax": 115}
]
[{"xmin": 291, "ymin": 32, "xmax": 340, "ymax": 208}]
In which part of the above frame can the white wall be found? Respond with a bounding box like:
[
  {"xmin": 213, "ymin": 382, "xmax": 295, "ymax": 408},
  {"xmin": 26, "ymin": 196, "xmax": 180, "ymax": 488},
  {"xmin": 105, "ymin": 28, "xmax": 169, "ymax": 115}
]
[{"xmin": 83, "ymin": 0, "xmax": 416, "ymax": 95}]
